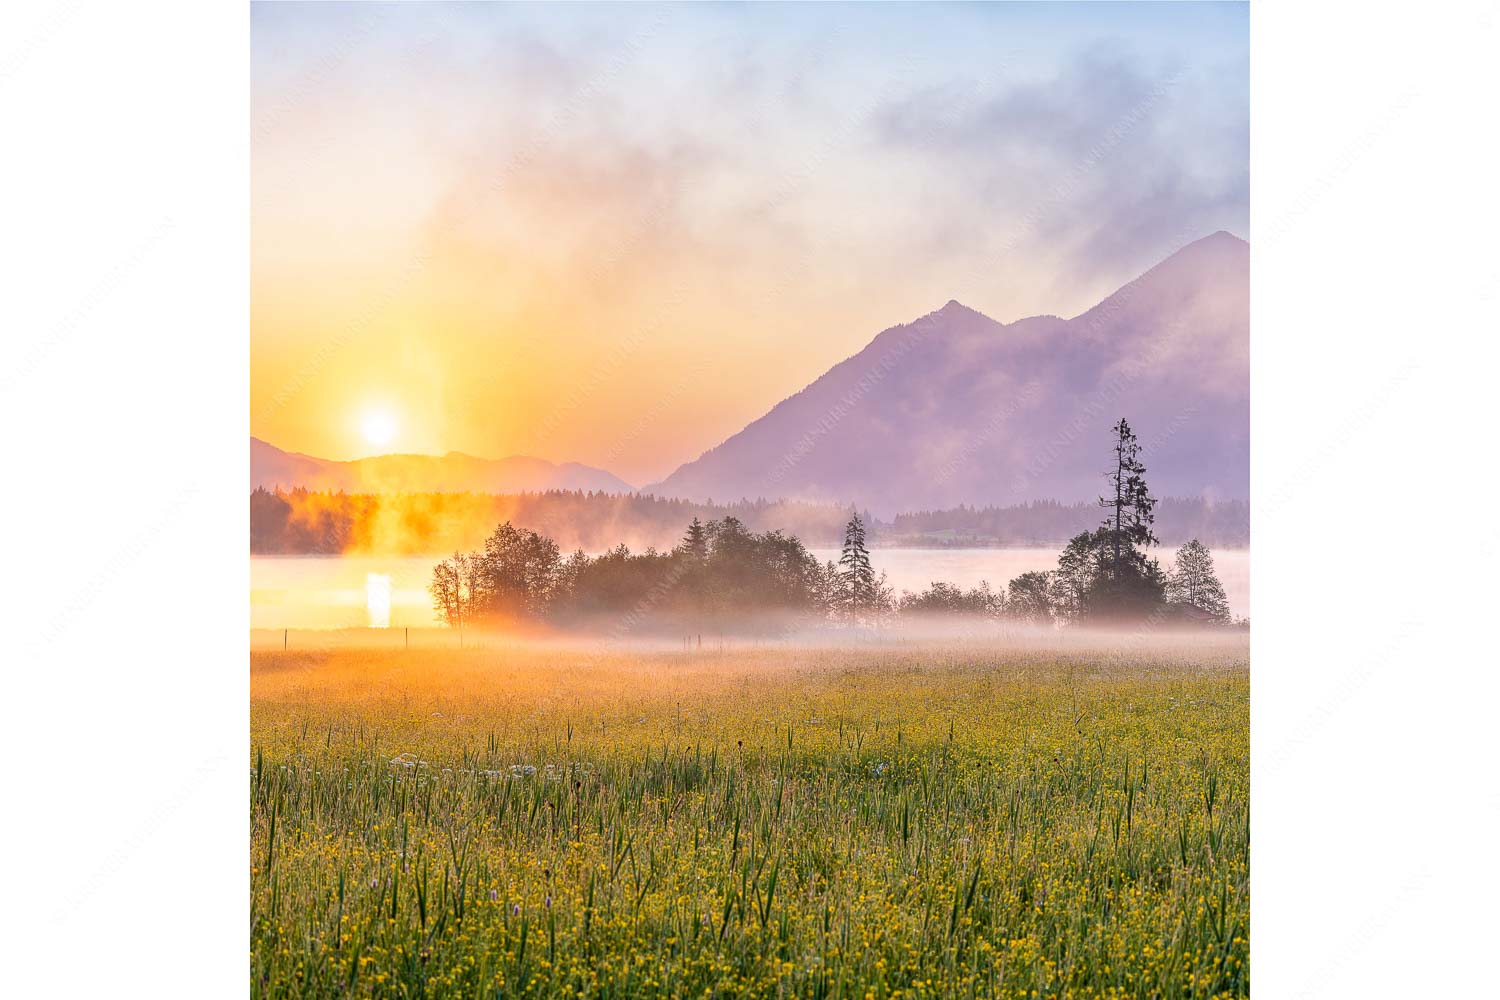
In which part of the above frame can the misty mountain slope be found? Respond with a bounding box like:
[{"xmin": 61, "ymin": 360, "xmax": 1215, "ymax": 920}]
[
  {"xmin": 648, "ymin": 232, "xmax": 1248, "ymax": 515},
  {"xmin": 251, "ymin": 438, "xmax": 635, "ymax": 494}
]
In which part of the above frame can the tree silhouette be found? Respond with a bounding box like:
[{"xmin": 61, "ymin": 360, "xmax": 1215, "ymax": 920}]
[
  {"xmin": 1100, "ymin": 418, "xmax": 1158, "ymax": 568},
  {"xmin": 1050, "ymin": 529, "xmax": 1104, "ymax": 623},
  {"xmin": 681, "ymin": 517, "xmax": 708, "ymax": 561},
  {"xmin": 429, "ymin": 551, "xmax": 479, "ymax": 628},
  {"xmin": 1166, "ymin": 539, "xmax": 1230, "ymax": 622},
  {"xmin": 417, "ymin": 513, "xmax": 899, "ymax": 634},
  {"xmin": 1090, "ymin": 419, "xmax": 1166, "ymax": 621},
  {"xmin": 434, "ymin": 521, "xmax": 565, "ymax": 624},
  {"xmin": 898, "ymin": 581, "xmax": 1003, "ymax": 619},
  {"xmin": 1005, "ymin": 571, "xmax": 1055, "ymax": 625},
  {"xmin": 838, "ymin": 512, "xmax": 875, "ymax": 624}
]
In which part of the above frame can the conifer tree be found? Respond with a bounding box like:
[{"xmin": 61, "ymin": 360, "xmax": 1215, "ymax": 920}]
[
  {"xmin": 1090, "ymin": 419, "xmax": 1166, "ymax": 620},
  {"xmin": 838, "ymin": 512, "xmax": 875, "ymax": 623},
  {"xmin": 681, "ymin": 517, "xmax": 708, "ymax": 560},
  {"xmin": 1100, "ymin": 418, "xmax": 1158, "ymax": 571}
]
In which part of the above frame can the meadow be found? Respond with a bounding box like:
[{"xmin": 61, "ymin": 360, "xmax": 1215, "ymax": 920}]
[{"xmin": 250, "ymin": 634, "xmax": 1248, "ymax": 998}]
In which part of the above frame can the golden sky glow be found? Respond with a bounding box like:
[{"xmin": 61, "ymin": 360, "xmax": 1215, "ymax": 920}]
[{"xmin": 252, "ymin": 3, "xmax": 1247, "ymax": 485}]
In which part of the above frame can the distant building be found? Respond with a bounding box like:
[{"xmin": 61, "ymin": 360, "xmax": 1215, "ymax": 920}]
[{"xmin": 1178, "ymin": 604, "xmax": 1221, "ymax": 625}]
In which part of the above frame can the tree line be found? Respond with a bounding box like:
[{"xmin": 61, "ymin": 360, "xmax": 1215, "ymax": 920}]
[
  {"xmin": 884, "ymin": 496, "xmax": 1248, "ymax": 548},
  {"xmin": 251, "ymin": 487, "xmax": 862, "ymax": 556},
  {"xmin": 251, "ymin": 485, "xmax": 1247, "ymax": 556},
  {"xmin": 430, "ymin": 514, "xmax": 888, "ymax": 635},
  {"xmin": 430, "ymin": 419, "xmax": 1238, "ymax": 634}
]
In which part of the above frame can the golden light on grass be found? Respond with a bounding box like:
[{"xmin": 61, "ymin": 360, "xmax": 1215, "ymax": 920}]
[{"xmin": 250, "ymin": 637, "xmax": 1249, "ymax": 997}]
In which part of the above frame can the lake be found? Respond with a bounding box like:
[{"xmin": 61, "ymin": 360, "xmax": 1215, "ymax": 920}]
[{"xmin": 252, "ymin": 548, "xmax": 1249, "ymax": 630}]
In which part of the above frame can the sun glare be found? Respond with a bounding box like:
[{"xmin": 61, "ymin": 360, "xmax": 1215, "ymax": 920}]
[{"xmin": 360, "ymin": 408, "xmax": 397, "ymax": 449}]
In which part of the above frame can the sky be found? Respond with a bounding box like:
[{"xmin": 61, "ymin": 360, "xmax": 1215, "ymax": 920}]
[{"xmin": 252, "ymin": 1, "xmax": 1247, "ymax": 485}]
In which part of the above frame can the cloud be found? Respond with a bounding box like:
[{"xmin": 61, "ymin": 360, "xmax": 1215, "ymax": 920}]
[
  {"xmin": 252, "ymin": 7, "xmax": 1248, "ymax": 479},
  {"xmin": 873, "ymin": 46, "xmax": 1248, "ymax": 302}
]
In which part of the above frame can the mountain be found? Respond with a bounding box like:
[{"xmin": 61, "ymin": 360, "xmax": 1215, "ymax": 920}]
[
  {"xmin": 250, "ymin": 438, "xmax": 635, "ymax": 495},
  {"xmin": 648, "ymin": 232, "xmax": 1248, "ymax": 515}
]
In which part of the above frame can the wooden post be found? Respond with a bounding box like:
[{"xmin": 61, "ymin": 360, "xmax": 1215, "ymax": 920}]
[
  {"xmin": 405, "ymin": 627, "xmax": 409, "ymax": 650},
  {"xmin": 283, "ymin": 628, "xmax": 287, "ymax": 651}
]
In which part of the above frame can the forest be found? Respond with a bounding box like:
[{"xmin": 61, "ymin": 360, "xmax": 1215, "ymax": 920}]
[
  {"xmin": 428, "ymin": 420, "xmax": 1239, "ymax": 635},
  {"xmin": 250, "ymin": 487, "xmax": 1248, "ymax": 555}
]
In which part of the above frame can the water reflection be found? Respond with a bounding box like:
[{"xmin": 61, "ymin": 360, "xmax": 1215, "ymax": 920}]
[{"xmin": 366, "ymin": 573, "xmax": 391, "ymax": 628}]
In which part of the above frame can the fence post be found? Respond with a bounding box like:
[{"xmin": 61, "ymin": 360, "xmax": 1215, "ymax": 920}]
[{"xmin": 283, "ymin": 628, "xmax": 287, "ymax": 652}]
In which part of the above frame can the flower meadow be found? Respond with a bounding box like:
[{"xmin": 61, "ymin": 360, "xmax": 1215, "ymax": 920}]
[{"xmin": 251, "ymin": 635, "xmax": 1248, "ymax": 998}]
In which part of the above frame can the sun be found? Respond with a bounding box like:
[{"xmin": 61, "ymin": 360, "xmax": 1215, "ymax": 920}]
[{"xmin": 360, "ymin": 408, "xmax": 398, "ymax": 449}]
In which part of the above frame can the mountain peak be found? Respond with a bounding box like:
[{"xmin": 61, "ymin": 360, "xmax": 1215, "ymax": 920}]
[
  {"xmin": 1173, "ymin": 229, "xmax": 1248, "ymax": 259},
  {"xmin": 933, "ymin": 299, "xmax": 984, "ymax": 320},
  {"xmin": 649, "ymin": 232, "xmax": 1247, "ymax": 513}
]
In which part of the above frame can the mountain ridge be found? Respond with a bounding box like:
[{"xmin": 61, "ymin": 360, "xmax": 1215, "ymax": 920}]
[
  {"xmin": 648, "ymin": 232, "xmax": 1248, "ymax": 515},
  {"xmin": 250, "ymin": 437, "xmax": 636, "ymax": 495}
]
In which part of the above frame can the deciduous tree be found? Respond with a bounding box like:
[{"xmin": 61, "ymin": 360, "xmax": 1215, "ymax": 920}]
[
  {"xmin": 1166, "ymin": 539, "xmax": 1230, "ymax": 622},
  {"xmin": 1005, "ymin": 571, "xmax": 1055, "ymax": 626}
]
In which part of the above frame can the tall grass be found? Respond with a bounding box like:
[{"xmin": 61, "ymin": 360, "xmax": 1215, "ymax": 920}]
[{"xmin": 251, "ymin": 638, "xmax": 1248, "ymax": 998}]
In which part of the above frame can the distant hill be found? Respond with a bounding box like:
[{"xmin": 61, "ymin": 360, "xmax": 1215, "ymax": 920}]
[
  {"xmin": 882, "ymin": 497, "xmax": 1249, "ymax": 549},
  {"xmin": 250, "ymin": 437, "xmax": 635, "ymax": 495},
  {"xmin": 251, "ymin": 487, "xmax": 1247, "ymax": 556},
  {"xmin": 648, "ymin": 232, "xmax": 1248, "ymax": 515},
  {"xmin": 250, "ymin": 488, "xmax": 855, "ymax": 555}
]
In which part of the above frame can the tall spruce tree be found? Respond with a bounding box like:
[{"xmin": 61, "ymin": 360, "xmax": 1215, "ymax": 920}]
[
  {"xmin": 1091, "ymin": 419, "xmax": 1166, "ymax": 620},
  {"xmin": 839, "ymin": 512, "xmax": 875, "ymax": 623},
  {"xmin": 681, "ymin": 517, "xmax": 708, "ymax": 560},
  {"xmin": 1100, "ymin": 418, "xmax": 1158, "ymax": 567}
]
